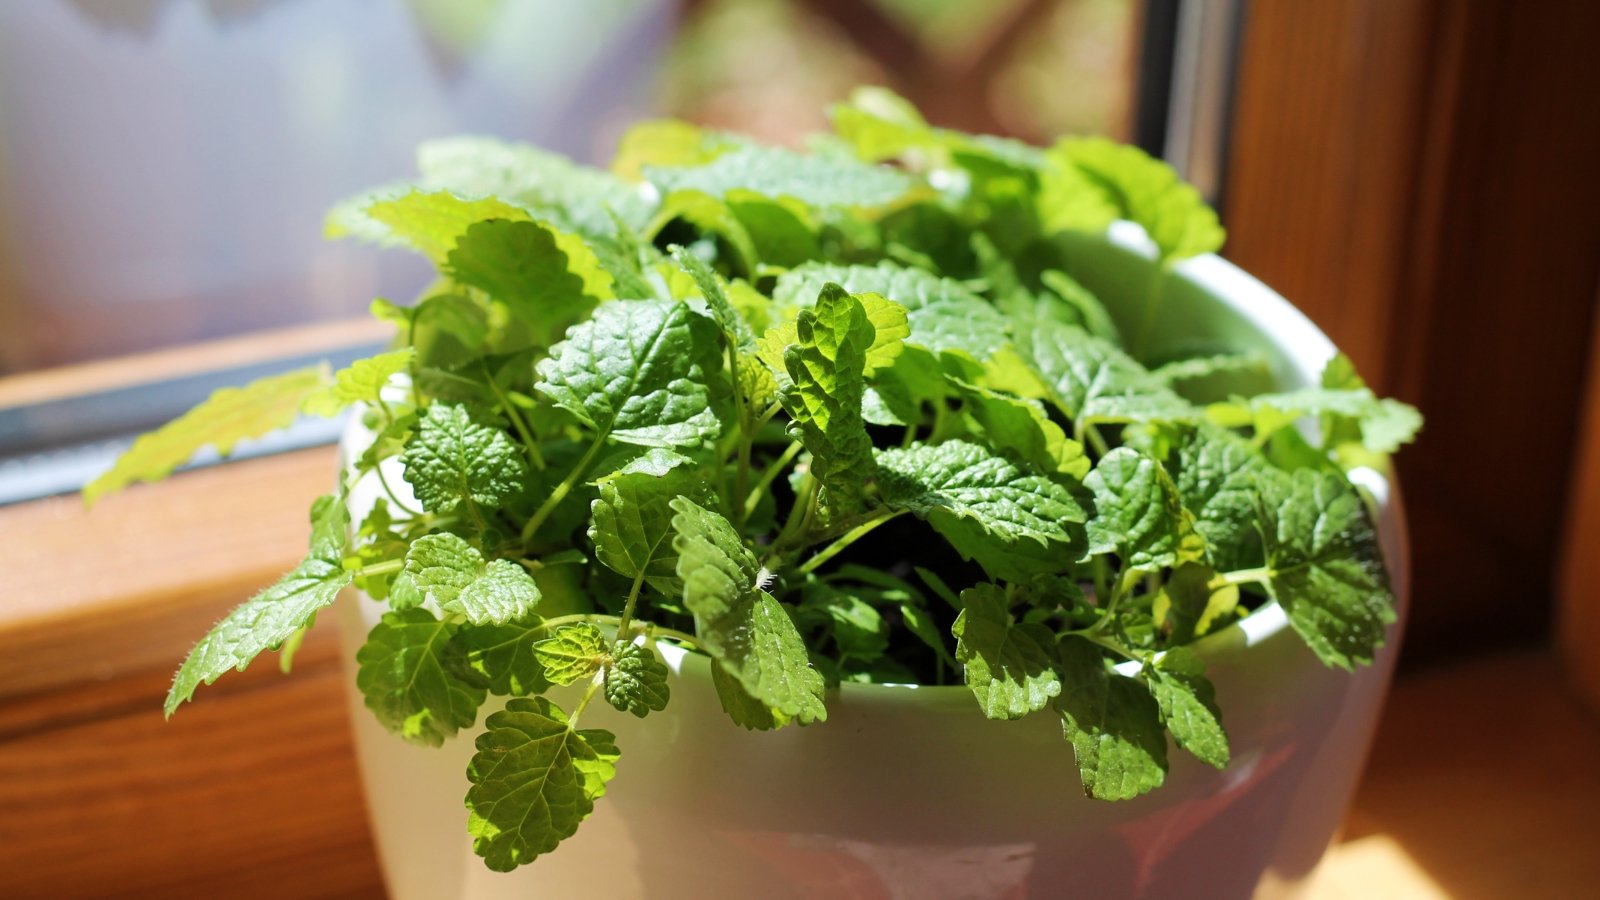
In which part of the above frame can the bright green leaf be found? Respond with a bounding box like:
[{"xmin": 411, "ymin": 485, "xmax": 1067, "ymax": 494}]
[
  {"xmin": 465, "ymin": 697, "xmax": 620, "ymax": 872},
  {"xmin": 953, "ymin": 584, "xmax": 1061, "ymax": 719},
  {"xmin": 535, "ymin": 299, "xmax": 724, "ymax": 448},
  {"xmin": 604, "ymin": 641, "xmax": 671, "ymax": 717},
  {"xmin": 355, "ymin": 607, "xmax": 486, "ymax": 746},
  {"xmin": 164, "ymin": 494, "xmax": 350, "ymax": 715},
  {"xmin": 302, "ymin": 349, "xmax": 414, "ymax": 417},
  {"xmin": 875, "ymin": 440, "xmax": 1088, "ymax": 581},
  {"xmin": 779, "ymin": 284, "xmax": 877, "ymax": 514},
  {"xmin": 1149, "ymin": 647, "xmax": 1229, "ymax": 769},
  {"xmin": 1055, "ymin": 635, "xmax": 1168, "ymax": 800},
  {"xmin": 533, "ymin": 623, "xmax": 610, "ymax": 686},
  {"xmin": 87, "ymin": 367, "xmax": 329, "ymax": 504},
  {"xmin": 400, "ymin": 404, "xmax": 528, "ymax": 515},
  {"xmin": 1085, "ymin": 447, "xmax": 1202, "ymax": 573},
  {"xmin": 671, "ymin": 497, "xmax": 827, "ymax": 724},
  {"xmin": 1261, "ymin": 470, "xmax": 1397, "ymax": 670}
]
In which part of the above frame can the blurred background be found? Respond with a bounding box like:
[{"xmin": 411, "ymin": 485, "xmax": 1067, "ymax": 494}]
[{"xmin": 3, "ymin": 1, "xmax": 1599, "ymax": 896}]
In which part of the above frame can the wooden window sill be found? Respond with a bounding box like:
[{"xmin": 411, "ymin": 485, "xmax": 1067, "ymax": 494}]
[{"xmin": 3, "ymin": 454, "xmax": 1597, "ymax": 896}]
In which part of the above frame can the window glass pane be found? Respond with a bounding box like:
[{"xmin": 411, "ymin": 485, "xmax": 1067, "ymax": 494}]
[{"xmin": 0, "ymin": 0, "xmax": 675, "ymax": 374}]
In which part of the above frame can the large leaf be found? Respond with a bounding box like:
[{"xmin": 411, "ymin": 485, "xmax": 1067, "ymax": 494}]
[
  {"xmin": 535, "ymin": 299, "xmax": 724, "ymax": 448},
  {"xmin": 670, "ymin": 497, "xmax": 827, "ymax": 724},
  {"xmin": 355, "ymin": 607, "xmax": 487, "ymax": 746},
  {"xmin": 447, "ymin": 219, "xmax": 611, "ymax": 347},
  {"xmin": 87, "ymin": 367, "xmax": 329, "ymax": 504},
  {"xmin": 327, "ymin": 188, "xmax": 532, "ymax": 263},
  {"xmin": 875, "ymin": 440, "xmax": 1088, "ymax": 581},
  {"xmin": 1041, "ymin": 137, "xmax": 1224, "ymax": 262},
  {"xmin": 416, "ymin": 135, "xmax": 653, "ymax": 238},
  {"xmin": 646, "ymin": 143, "xmax": 915, "ymax": 211},
  {"xmin": 1171, "ymin": 426, "xmax": 1273, "ymax": 572},
  {"xmin": 1055, "ymin": 636, "xmax": 1168, "ymax": 800},
  {"xmin": 588, "ymin": 455, "xmax": 701, "ymax": 595},
  {"xmin": 1085, "ymin": 447, "xmax": 1202, "ymax": 574},
  {"xmin": 1024, "ymin": 320, "xmax": 1194, "ymax": 430},
  {"xmin": 465, "ymin": 697, "xmax": 620, "ymax": 872},
  {"xmin": 1261, "ymin": 470, "xmax": 1397, "ymax": 670},
  {"xmin": 1148, "ymin": 647, "xmax": 1229, "ymax": 769},
  {"xmin": 950, "ymin": 378, "xmax": 1090, "ymax": 479},
  {"xmin": 953, "ymin": 584, "xmax": 1061, "ymax": 719},
  {"xmin": 164, "ymin": 494, "xmax": 350, "ymax": 715}
]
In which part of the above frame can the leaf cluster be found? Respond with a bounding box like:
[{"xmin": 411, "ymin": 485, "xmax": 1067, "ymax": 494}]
[{"xmin": 108, "ymin": 88, "xmax": 1421, "ymax": 869}]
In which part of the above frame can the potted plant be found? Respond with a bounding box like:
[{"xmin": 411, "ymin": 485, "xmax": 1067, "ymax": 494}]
[{"xmin": 90, "ymin": 88, "xmax": 1420, "ymax": 898}]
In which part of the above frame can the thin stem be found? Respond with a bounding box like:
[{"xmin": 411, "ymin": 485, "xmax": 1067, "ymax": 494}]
[
  {"xmin": 1213, "ymin": 566, "xmax": 1273, "ymax": 588},
  {"xmin": 521, "ymin": 432, "xmax": 607, "ymax": 544},
  {"xmin": 744, "ymin": 440, "xmax": 803, "ymax": 518},
  {"xmin": 482, "ymin": 364, "xmax": 545, "ymax": 471},
  {"xmin": 615, "ymin": 570, "xmax": 648, "ymax": 638},
  {"xmin": 354, "ymin": 559, "xmax": 404, "ymax": 579},
  {"xmin": 374, "ymin": 466, "xmax": 423, "ymax": 518},
  {"xmin": 796, "ymin": 509, "xmax": 906, "ymax": 575},
  {"xmin": 644, "ymin": 623, "xmax": 702, "ymax": 648},
  {"xmin": 1083, "ymin": 424, "xmax": 1110, "ymax": 457},
  {"xmin": 772, "ymin": 471, "xmax": 818, "ymax": 550},
  {"xmin": 567, "ymin": 675, "xmax": 604, "ymax": 729},
  {"xmin": 1077, "ymin": 631, "xmax": 1145, "ymax": 663}
]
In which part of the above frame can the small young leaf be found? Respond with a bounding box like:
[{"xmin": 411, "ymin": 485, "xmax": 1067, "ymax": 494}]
[
  {"xmin": 87, "ymin": 367, "xmax": 329, "ymax": 504},
  {"xmin": 301, "ymin": 349, "xmax": 414, "ymax": 417},
  {"xmin": 466, "ymin": 697, "xmax": 620, "ymax": 872},
  {"xmin": 355, "ymin": 607, "xmax": 487, "ymax": 746},
  {"xmin": 535, "ymin": 299, "xmax": 724, "ymax": 448},
  {"xmin": 1148, "ymin": 647, "xmax": 1229, "ymax": 769},
  {"xmin": 400, "ymin": 404, "xmax": 529, "ymax": 515},
  {"xmin": 533, "ymin": 623, "xmax": 610, "ymax": 686},
  {"xmin": 604, "ymin": 641, "xmax": 671, "ymax": 717},
  {"xmin": 953, "ymin": 584, "xmax": 1061, "ymax": 719},
  {"xmin": 1261, "ymin": 470, "xmax": 1397, "ymax": 670}
]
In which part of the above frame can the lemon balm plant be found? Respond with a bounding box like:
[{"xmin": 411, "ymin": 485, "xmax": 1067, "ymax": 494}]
[{"xmin": 90, "ymin": 89, "xmax": 1419, "ymax": 874}]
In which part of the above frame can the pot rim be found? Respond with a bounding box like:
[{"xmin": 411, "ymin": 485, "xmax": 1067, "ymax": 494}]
[{"xmin": 340, "ymin": 222, "xmax": 1398, "ymax": 703}]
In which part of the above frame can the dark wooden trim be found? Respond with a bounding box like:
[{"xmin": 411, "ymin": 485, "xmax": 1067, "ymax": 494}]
[{"xmin": 1225, "ymin": 0, "xmax": 1600, "ymax": 665}]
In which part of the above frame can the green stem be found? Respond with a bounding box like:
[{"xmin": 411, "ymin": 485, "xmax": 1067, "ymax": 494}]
[
  {"xmin": 374, "ymin": 466, "xmax": 423, "ymax": 518},
  {"xmin": 354, "ymin": 559, "xmax": 404, "ymax": 579},
  {"xmin": 521, "ymin": 432, "xmax": 608, "ymax": 544},
  {"xmin": 1078, "ymin": 631, "xmax": 1145, "ymax": 663},
  {"xmin": 772, "ymin": 471, "xmax": 818, "ymax": 550},
  {"xmin": 482, "ymin": 364, "xmax": 545, "ymax": 471},
  {"xmin": 567, "ymin": 676, "xmax": 604, "ymax": 729},
  {"xmin": 743, "ymin": 440, "xmax": 803, "ymax": 519},
  {"xmin": 1083, "ymin": 424, "xmax": 1110, "ymax": 457},
  {"xmin": 614, "ymin": 570, "xmax": 648, "ymax": 638},
  {"xmin": 1213, "ymin": 566, "xmax": 1273, "ymax": 588},
  {"xmin": 644, "ymin": 623, "xmax": 703, "ymax": 648},
  {"xmin": 796, "ymin": 509, "xmax": 906, "ymax": 575}
]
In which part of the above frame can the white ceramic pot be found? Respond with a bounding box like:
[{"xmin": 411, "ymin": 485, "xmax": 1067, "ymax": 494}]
[{"xmin": 335, "ymin": 228, "xmax": 1408, "ymax": 899}]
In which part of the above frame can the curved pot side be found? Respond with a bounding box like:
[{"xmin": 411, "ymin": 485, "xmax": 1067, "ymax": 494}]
[{"xmin": 333, "ymin": 233, "xmax": 1410, "ymax": 900}]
